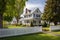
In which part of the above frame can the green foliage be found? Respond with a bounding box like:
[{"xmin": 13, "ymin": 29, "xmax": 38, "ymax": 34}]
[
  {"xmin": 3, "ymin": 0, "xmax": 27, "ymax": 22},
  {"xmin": 14, "ymin": 0, "xmax": 27, "ymax": 25},
  {"xmin": 3, "ymin": 0, "xmax": 15, "ymax": 22},
  {"xmin": 42, "ymin": 0, "xmax": 60, "ymax": 23},
  {"xmin": 43, "ymin": 27, "xmax": 49, "ymax": 31},
  {"xmin": 0, "ymin": 0, "xmax": 6, "ymax": 13},
  {"xmin": 42, "ymin": 22, "xmax": 47, "ymax": 27},
  {"xmin": 3, "ymin": 16, "xmax": 13, "ymax": 22},
  {"xmin": 14, "ymin": 0, "xmax": 27, "ymax": 17},
  {"xmin": 30, "ymin": 22, "xmax": 33, "ymax": 27},
  {"xmin": 0, "ymin": 0, "xmax": 27, "ymax": 28},
  {"xmin": 0, "ymin": 0, "xmax": 6, "ymax": 28}
]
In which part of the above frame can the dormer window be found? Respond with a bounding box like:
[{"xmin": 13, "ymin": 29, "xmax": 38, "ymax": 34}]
[{"xmin": 37, "ymin": 10, "xmax": 38, "ymax": 13}]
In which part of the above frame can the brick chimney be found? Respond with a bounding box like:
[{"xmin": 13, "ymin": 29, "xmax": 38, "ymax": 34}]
[
  {"xmin": 28, "ymin": 10, "xmax": 31, "ymax": 13},
  {"xmin": 25, "ymin": 8, "xmax": 31, "ymax": 14}
]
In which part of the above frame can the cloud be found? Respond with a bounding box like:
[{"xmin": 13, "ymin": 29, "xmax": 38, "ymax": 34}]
[
  {"xmin": 21, "ymin": 0, "xmax": 46, "ymax": 17},
  {"xmin": 26, "ymin": 4, "xmax": 40, "ymax": 8},
  {"xmin": 24, "ymin": 2, "xmax": 45, "ymax": 12}
]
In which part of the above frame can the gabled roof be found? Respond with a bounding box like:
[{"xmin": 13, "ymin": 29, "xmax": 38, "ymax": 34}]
[
  {"xmin": 21, "ymin": 8, "xmax": 42, "ymax": 16},
  {"xmin": 31, "ymin": 8, "xmax": 41, "ymax": 14}
]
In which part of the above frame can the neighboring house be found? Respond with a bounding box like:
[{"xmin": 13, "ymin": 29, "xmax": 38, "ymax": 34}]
[
  {"xmin": 11, "ymin": 17, "xmax": 22, "ymax": 25},
  {"xmin": 11, "ymin": 17, "xmax": 17, "ymax": 25},
  {"xmin": 20, "ymin": 8, "xmax": 42, "ymax": 26}
]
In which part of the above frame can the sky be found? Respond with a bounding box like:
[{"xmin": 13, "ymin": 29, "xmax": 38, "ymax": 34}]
[
  {"xmin": 24, "ymin": 0, "xmax": 46, "ymax": 13},
  {"xmin": 21, "ymin": 0, "xmax": 46, "ymax": 17}
]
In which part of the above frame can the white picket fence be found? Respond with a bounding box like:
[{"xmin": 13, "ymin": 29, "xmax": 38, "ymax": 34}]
[
  {"xmin": 50, "ymin": 25, "xmax": 60, "ymax": 31},
  {"xmin": 0, "ymin": 26, "xmax": 42, "ymax": 37}
]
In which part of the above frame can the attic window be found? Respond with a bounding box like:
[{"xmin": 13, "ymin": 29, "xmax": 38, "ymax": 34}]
[{"xmin": 37, "ymin": 10, "xmax": 38, "ymax": 13}]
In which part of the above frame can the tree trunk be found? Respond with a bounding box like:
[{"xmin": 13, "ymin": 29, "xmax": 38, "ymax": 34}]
[
  {"xmin": 16, "ymin": 19, "xmax": 19, "ymax": 26},
  {"xmin": 0, "ymin": 14, "xmax": 3, "ymax": 28},
  {"xmin": 16, "ymin": 16, "xmax": 19, "ymax": 26}
]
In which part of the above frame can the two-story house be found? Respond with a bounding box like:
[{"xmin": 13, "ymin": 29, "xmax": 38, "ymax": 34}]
[{"xmin": 20, "ymin": 8, "xmax": 42, "ymax": 26}]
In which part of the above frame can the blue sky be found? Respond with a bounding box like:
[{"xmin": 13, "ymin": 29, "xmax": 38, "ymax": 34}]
[
  {"xmin": 21, "ymin": 0, "xmax": 46, "ymax": 17},
  {"xmin": 24, "ymin": 0, "xmax": 46, "ymax": 13}
]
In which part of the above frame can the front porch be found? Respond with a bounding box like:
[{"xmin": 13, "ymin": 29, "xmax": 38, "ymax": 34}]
[{"xmin": 21, "ymin": 18, "xmax": 41, "ymax": 26}]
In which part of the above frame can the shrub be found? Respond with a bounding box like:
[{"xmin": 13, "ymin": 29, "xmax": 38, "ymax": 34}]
[
  {"xmin": 30, "ymin": 22, "xmax": 34, "ymax": 27},
  {"xmin": 42, "ymin": 22, "xmax": 47, "ymax": 27}
]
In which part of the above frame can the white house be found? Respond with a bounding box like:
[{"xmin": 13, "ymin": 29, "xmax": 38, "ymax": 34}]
[
  {"xmin": 19, "ymin": 8, "xmax": 42, "ymax": 26},
  {"xmin": 11, "ymin": 17, "xmax": 17, "ymax": 25}
]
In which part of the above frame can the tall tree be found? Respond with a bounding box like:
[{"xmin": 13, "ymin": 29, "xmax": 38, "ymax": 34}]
[
  {"xmin": 0, "ymin": 0, "xmax": 27, "ymax": 28},
  {"xmin": 0, "ymin": 0, "xmax": 6, "ymax": 28},
  {"xmin": 42, "ymin": 0, "xmax": 60, "ymax": 25},
  {"xmin": 15, "ymin": 0, "xmax": 27, "ymax": 25},
  {"xmin": 3, "ymin": 0, "xmax": 15, "ymax": 22}
]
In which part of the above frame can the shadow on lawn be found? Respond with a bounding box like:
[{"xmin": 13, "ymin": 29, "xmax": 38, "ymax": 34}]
[{"xmin": 0, "ymin": 33, "xmax": 60, "ymax": 40}]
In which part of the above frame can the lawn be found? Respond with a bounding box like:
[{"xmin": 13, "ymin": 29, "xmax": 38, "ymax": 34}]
[
  {"xmin": 7, "ymin": 25, "xmax": 24, "ymax": 28},
  {"xmin": 0, "ymin": 34, "xmax": 60, "ymax": 40},
  {"xmin": 3, "ymin": 25, "xmax": 23, "ymax": 28},
  {"xmin": 2, "ymin": 21, "xmax": 60, "ymax": 40},
  {"xmin": 3, "ymin": 21, "xmax": 25, "ymax": 28},
  {"xmin": 42, "ymin": 27, "xmax": 50, "ymax": 31},
  {"xmin": 51, "ymin": 31, "xmax": 60, "ymax": 34}
]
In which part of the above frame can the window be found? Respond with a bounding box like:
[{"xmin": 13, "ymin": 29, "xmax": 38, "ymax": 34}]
[
  {"xmin": 37, "ymin": 10, "xmax": 38, "ymax": 13},
  {"xmin": 24, "ymin": 15, "xmax": 28, "ymax": 18},
  {"xmin": 24, "ymin": 20, "xmax": 29, "ymax": 23},
  {"xmin": 24, "ymin": 21, "xmax": 26, "ymax": 23},
  {"xmin": 29, "ymin": 14, "xmax": 32, "ymax": 17},
  {"xmin": 27, "ymin": 20, "xmax": 29, "ymax": 23},
  {"xmin": 39, "ymin": 21, "xmax": 41, "ymax": 23},
  {"xmin": 33, "ymin": 14, "xmax": 35, "ymax": 17},
  {"xmin": 36, "ymin": 14, "xmax": 40, "ymax": 17},
  {"xmin": 33, "ymin": 20, "xmax": 36, "ymax": 23},
  {"xmin": 24, "ymin": 16, "xmax": 26, "ymax": 18}
]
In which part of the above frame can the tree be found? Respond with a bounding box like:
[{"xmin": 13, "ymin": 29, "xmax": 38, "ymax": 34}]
[
  {"xmin": 0, "ymin": 0, "xmax": 27, "ymax": 28},
  {"xmin": 0, "ymin": 0, "xmax": 6, "ymax": 28},
  {"xmin": 3, "ymin": 0, "xmax": 15, "ymax": 24},
  {"xmin": 15, "ymin": 0, "xmax": 27, "ymax": 25},
  {"xmin": 42, "ymin": 0, "xmax": 60, "ymax": 25}
]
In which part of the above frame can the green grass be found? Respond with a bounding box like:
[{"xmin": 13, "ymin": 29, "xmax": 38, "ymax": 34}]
[
  {"xmin": 3, "ymin": 24, "xmax": 25, "ymax": 28},
  {"xmin": 3, "ymin": 21, "xmax": 26, "ymax": 28},
  {"xmin": 0, "ymin": 34, "xmax": 60, "ymax": 40},
  {"xmin": 7, "ymin": 25, "xmax": 24, "ymax": 28},
  {"xmin": 3, "ymin": 25, "xmax": 23, "ymax": 28},
  {"xmin": 51, "ymin": 31, "xmax": 60, "ymax": 34},
  {"xmin": 43, "ymin": 27, "xmax": 50, "ymax": 31}
]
